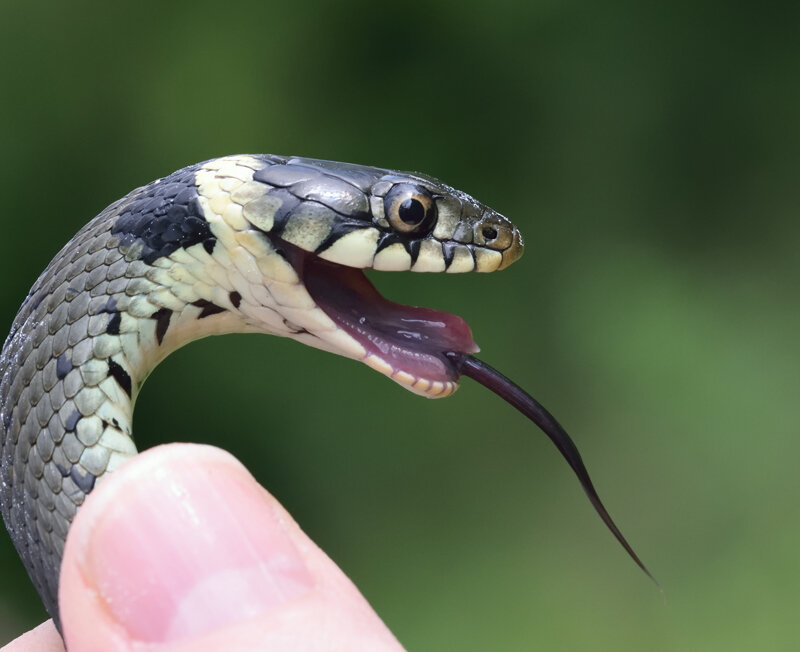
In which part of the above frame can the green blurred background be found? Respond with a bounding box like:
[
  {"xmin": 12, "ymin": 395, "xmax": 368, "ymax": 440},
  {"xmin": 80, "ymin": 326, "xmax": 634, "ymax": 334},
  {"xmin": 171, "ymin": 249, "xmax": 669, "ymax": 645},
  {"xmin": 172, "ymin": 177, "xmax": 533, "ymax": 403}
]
[{"xmin": 1, "ymin": 1, "xmax": 798, "ymax": 649}]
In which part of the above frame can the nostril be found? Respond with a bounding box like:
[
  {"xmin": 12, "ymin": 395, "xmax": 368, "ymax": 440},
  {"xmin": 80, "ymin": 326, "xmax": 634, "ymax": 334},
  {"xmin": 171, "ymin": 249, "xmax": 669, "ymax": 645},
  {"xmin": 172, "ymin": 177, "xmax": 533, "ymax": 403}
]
[{"xmin": 482, "ymin": 226, "xmax": 498, "ymax": 240}]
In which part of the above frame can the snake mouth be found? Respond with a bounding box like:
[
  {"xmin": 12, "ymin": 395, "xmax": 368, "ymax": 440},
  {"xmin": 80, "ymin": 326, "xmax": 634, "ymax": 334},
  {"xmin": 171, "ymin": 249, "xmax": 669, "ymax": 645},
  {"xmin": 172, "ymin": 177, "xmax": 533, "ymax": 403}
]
[{"xmin": 285, "ymin": 244, "xmax": 479, "ymax": 397}]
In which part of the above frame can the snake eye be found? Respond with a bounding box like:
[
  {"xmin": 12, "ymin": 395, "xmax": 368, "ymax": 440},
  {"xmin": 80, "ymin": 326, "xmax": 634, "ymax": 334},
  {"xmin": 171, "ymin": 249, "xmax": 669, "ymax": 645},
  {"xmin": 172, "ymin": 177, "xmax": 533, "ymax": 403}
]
[
  {"xmin": 482, "ymin": 226, "xmax": 499, "ymax": 241},
  {"xmin": 384, "ymin": 184, "xmax": 436, "ymax": 234}
]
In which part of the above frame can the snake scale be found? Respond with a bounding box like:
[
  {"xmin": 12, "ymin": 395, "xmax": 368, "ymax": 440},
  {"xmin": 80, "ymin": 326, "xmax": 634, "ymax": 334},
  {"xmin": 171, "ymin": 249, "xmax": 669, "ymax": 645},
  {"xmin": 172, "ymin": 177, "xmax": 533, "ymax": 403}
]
[{"xmin": 0, "ymin": 154, "xmax": 652, "ymax": 630}]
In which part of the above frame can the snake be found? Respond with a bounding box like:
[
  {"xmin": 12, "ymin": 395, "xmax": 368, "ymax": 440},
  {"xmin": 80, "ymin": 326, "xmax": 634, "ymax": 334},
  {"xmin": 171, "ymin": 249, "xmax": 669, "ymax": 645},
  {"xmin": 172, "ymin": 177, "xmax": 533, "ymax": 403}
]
[{"xmin": 0, "ymin": 154, "xmax": 654, "ymax": 631}]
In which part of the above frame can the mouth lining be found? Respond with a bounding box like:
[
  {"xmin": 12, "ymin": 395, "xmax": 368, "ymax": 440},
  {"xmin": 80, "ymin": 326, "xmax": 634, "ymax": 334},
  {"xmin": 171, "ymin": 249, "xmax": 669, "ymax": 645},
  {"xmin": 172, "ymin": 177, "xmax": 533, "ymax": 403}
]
[{"xmin": 281, "ymin": 242, "xmax": 479, "ymax": 393}]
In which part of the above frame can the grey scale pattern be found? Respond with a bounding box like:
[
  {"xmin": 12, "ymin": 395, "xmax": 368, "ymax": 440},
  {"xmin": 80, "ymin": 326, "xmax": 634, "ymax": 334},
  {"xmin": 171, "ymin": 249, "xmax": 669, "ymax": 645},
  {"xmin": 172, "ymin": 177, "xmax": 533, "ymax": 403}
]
[{"xmin": 0, "ymin": 192, "xmax": 150, "ymax": 622}]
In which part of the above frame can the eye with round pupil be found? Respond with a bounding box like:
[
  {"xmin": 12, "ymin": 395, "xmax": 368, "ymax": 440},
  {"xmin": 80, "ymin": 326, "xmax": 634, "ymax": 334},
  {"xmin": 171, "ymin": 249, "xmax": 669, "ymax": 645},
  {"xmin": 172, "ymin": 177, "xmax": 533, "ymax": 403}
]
[
  {"xmin": 383, "ymin": 183, "xmax": 437, "ymax": 234},
  {"xmin": 482, "ymin": 226, "xmax": 499, "ymax": 240},
  {"xmin": 398, "ymin": 198, "xmax": 425, "ymax": 225}
]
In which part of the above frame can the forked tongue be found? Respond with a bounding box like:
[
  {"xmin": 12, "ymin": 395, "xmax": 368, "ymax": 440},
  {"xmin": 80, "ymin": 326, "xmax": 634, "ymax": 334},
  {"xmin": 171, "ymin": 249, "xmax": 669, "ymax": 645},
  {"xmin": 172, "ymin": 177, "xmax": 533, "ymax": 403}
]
[{"xmin": 445, "ymin": 352, "xmax": 659, "ymax": 586}]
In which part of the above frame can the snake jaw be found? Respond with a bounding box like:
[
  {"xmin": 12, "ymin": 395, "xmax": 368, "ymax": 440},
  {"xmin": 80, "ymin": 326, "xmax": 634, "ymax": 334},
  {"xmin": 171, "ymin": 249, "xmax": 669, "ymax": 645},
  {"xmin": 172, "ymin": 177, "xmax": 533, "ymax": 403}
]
[
  {"xmin": 361, "ymin": 355, "xmax": 461, "ymax": 398},
  {"xmin": 283, "ymin": 242, "xmax": 479, "ymax": 398}
]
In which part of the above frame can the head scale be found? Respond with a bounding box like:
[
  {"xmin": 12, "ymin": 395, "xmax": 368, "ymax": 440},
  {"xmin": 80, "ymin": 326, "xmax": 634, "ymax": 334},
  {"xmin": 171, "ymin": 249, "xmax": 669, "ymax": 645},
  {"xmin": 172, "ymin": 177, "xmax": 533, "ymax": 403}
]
[{"xmin": 247, "ymin": 156, "xmax": 523, "ymax": 274}]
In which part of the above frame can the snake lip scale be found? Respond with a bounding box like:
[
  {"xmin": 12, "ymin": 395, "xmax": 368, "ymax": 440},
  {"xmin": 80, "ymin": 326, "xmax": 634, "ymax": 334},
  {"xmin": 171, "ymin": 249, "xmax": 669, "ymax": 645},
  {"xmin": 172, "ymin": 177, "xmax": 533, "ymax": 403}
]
[{"xmin": 0, "ymin": 154, "xmax": 653, "ymax": 631}]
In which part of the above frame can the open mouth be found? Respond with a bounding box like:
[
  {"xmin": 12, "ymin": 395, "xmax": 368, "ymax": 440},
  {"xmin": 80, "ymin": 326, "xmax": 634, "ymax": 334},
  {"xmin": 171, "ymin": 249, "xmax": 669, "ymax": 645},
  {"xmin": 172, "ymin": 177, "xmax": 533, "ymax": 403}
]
[
  {"xmin": 277, "ymin": 241, "xmax": 657, "ymax": 585},
  {"xmin": 284, "ymin": 242, "xmax": 479, "ymax": 397}
]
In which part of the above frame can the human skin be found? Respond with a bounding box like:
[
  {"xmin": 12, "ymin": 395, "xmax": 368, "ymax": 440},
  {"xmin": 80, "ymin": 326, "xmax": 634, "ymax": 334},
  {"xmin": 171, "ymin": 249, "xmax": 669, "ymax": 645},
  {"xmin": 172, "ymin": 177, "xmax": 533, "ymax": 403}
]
[{"xmin": 2, "ymin": 444, "xmax": 403, "ymax": 651}]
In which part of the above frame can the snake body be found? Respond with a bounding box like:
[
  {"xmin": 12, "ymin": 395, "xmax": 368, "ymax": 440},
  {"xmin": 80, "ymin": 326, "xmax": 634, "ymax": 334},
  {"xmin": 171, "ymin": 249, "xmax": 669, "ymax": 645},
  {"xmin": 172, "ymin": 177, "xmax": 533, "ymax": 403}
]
[{"xmin": 0, "ymin": 154, "xmax": 523, "ymax": 625}]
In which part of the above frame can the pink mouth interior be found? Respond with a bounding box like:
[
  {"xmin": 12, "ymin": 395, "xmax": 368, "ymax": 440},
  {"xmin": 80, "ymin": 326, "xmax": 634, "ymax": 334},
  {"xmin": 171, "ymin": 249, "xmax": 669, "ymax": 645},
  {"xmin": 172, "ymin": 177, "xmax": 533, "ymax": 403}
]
[{"xmin": 286, "ymin": 245, "xmax": 479, "ymax": 383}]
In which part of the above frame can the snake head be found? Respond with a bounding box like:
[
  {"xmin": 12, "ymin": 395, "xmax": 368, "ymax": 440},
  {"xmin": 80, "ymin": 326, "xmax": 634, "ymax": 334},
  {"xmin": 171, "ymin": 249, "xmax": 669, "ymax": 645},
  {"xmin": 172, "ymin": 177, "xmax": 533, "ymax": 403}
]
[
  {"xmin": 222, "ymin": 155, "xmax": 523, "ymax": 398},
  {"xmin": 251, "ymin": 156, "xmax": 524, "ymax": 273}
]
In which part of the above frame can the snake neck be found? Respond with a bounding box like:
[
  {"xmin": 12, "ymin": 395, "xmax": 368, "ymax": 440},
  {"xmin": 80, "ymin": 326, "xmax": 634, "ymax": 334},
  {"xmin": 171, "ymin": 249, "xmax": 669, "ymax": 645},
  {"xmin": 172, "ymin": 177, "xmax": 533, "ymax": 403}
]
[
  {"xmin": 0, "ymin": 184, "xmax": 344, "ymax": 620},
  {"xmin": 35, "ymin": 234, "xmax": 342, "ymax": 490},
  {"xmin": 68, "ymin": 288, "xmax": 255, "ymax": 476}
]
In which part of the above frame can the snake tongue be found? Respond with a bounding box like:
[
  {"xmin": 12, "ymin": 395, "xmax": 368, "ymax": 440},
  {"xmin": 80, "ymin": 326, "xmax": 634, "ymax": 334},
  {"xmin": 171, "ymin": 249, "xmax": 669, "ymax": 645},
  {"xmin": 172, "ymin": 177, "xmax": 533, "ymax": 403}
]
[
  {"xmin": 299, "ymin": 252, "xmax": 478, "ymax": 387},
  {"xmin": 446, "ymin": 352, "xmax": 659, "ymax": 586}
]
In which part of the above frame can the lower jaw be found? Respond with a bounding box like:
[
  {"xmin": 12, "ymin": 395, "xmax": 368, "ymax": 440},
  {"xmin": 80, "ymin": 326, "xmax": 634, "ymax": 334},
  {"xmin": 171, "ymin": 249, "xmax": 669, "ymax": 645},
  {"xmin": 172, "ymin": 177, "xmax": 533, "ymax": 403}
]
[
  {"xmin": 361, "ymin": 353, "xmax": 460, "ymax": 398},
  {"xmin": 280, "ymin": 240, "xmax": 477, "ymax": 397}
]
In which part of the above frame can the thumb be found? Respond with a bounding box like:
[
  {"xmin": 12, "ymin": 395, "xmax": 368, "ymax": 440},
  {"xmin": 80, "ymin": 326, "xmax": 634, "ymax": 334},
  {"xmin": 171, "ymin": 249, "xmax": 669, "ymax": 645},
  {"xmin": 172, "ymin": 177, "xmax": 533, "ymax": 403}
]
[{"xmin": 60, "ymin": 443, "xmax": 403, "ymax": 652}]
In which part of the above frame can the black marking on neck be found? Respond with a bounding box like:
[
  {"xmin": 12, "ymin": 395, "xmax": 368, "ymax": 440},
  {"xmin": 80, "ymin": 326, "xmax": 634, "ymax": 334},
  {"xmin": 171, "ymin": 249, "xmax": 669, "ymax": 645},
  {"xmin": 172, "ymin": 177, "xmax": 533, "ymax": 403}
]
[
  {"xmin": 111, "ymin": 163, "xmax": 216, "ymax": 265},
  {"xmin": 151, "ymin": 308, "xmax": 173, "ymax": 345},
  {"xmin": 106, "ymin": 311, "xmax": 121, "ymax": 335},
  {"xmin": 229, "ymin": 291, "xmax": 242, "ymax": 309},
  {"xmin": 98, "ymin": 296, "xmax": 117, "ymax": 315},
  {"xmin": 191, "ymin": 299, "xmax": 226, "ymax": 319},
  {"xmin": 107, "ymin": 359, "xmax": 132, "ymax": 398},
  {"xmin": 56, "ymin": 353, "xmax": 73, "ymax": 380},
  {"xmin": 70, "ymin": 467, "xmax": 96, "ymax": 494},
  {"xmin": 64, "ymin": 410, "xmax": 81, "ymax": 432},
  {"xmin": 282, "ymin": 319, "xmax": 310, "ymax": 336}
]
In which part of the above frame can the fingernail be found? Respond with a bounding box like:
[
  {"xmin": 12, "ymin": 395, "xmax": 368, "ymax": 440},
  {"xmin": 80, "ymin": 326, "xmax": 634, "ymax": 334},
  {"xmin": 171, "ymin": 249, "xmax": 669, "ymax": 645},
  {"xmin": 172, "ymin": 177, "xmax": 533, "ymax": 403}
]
[{"xmin": 77, "ymin": 448, "xmax": 314, "ymax": 643}]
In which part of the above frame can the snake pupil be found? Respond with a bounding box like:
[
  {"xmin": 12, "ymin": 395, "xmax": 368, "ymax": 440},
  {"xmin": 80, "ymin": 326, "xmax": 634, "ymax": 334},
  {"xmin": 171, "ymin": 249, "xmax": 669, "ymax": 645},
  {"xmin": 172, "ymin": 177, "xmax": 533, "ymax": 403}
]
[
  {"xmin": 482, "ymin": 226, "xmax": 498, "ymax": 240},
  {"xmin": 398, "ymin": 198, "xmax": 425, "ymax": 225}
]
